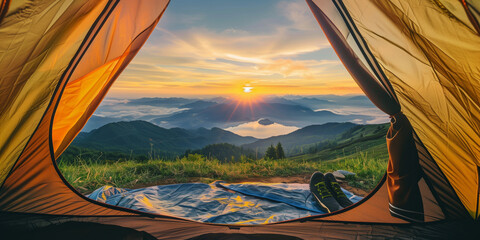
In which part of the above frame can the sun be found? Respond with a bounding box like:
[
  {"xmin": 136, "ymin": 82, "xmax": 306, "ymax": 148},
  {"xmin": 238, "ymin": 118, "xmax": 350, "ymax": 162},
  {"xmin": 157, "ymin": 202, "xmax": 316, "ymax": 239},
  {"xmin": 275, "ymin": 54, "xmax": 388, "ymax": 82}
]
[
  {"xmin": 229, "ymin": 84, "xmax": 262, "ymax": 122},
  {"xmin": 235, "ymin": 84, "xmax": 261, "ymax": 103},
  {"xmin": 235, "ymin": 84, "xmax": 260, "ymax": 103},
  {"xmin": 243, "ymin": 86, "xmax": 253, "ymax": 93},
  {"xmin": 242, "ymin": 84, "xmax": 254, "ymax": 94}
]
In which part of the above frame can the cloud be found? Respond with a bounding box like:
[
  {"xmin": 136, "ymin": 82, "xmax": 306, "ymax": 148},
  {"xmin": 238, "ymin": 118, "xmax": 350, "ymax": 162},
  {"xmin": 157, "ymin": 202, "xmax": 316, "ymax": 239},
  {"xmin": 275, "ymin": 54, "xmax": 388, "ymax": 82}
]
[
  {"xmin": 276, "ymin": 0, "xmax": 320, "ymax": 30},
  {"xmin": 96, "ymin": 102, "xmax": 187, "ymax": 119},
  {"xmin": 225, "ymin": 121, "xmax": 299, "ymax": 139},
  {"xmin": 111, "ymin": 0, "xmax": 357, "ymax": 97},
  {"xmin": 258, "ymin": 59, "xmax": 308, "ymax": 77}
]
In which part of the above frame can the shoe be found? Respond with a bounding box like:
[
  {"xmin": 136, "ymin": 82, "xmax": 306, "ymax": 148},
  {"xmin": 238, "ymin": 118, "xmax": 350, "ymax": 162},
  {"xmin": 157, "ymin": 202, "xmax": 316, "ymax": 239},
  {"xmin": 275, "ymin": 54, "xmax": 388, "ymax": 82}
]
[
  {"xmin": 309, "ymin": 171, "xmax": 342, "ymax": 213},
  {"xmin": 325, "ymin": 172, "xmax": 354, "ymax": 208}
]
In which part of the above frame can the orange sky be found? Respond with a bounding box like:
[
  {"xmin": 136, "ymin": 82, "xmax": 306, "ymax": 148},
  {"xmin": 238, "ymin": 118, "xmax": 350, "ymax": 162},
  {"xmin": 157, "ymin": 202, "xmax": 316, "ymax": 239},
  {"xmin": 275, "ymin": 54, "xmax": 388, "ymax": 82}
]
[{"xmin": 109, "ymin": 0, "xmax": 360, "ymax": 98}]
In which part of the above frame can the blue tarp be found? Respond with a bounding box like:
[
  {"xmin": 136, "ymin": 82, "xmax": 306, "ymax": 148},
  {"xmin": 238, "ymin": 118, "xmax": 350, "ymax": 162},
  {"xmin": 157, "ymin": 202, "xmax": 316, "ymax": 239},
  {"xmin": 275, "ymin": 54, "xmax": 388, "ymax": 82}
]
[{"xmin": 88, "ymin": 181, "xmax": 362, "ymax": 224}]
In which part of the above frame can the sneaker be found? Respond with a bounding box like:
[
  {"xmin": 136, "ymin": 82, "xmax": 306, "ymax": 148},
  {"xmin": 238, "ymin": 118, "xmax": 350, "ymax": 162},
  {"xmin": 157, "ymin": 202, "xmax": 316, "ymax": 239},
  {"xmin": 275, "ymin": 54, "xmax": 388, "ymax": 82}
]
[
  {"xmin": 309, "ymin": 171, "xmax": 342, "ymax": 213},
  {"xmin": 325, "ymin": 172, "xmax": 354, "ymax": 208}
]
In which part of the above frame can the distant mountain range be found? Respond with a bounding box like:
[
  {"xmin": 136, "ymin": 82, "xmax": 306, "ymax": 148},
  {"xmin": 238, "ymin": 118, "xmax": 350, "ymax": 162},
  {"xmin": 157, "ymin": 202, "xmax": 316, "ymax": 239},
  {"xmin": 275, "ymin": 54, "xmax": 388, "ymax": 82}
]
[
  {"xmin": 126, "ymin": 97, "xmax": 197, "ymax": 107},
  {"xmin": 82, "ymin": 95, "xmax": 385, "ymax": 132},
  {"xmin": 70, "ymin": 119, "xmax": 375, "ymax": 159},
  {"xmin": 152, "ymin": 100, "xmax": 371, "ymax": 129},
  {"xmin": 73, "ymin": 120, "xmax": 257, "ymax": 155}
]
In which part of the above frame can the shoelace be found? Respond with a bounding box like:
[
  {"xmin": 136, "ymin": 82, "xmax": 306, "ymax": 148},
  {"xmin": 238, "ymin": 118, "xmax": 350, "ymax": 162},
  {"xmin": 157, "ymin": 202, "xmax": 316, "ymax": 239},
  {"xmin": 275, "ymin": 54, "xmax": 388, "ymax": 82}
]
[
  {"xmin": 330, "ymin": 182, "xmax": 345, "ymax": 197},
  {"xmin": 315, "ymin": 182, "xmax": 332, "ymax": 198}
]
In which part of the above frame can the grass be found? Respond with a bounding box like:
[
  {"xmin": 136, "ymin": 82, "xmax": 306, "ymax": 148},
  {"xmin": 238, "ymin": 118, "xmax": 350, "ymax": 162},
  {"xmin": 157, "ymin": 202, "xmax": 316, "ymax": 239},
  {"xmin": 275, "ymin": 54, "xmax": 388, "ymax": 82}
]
[{"xmin": 58, "ymin": 140, "xmax": 388, "ymax": 194}]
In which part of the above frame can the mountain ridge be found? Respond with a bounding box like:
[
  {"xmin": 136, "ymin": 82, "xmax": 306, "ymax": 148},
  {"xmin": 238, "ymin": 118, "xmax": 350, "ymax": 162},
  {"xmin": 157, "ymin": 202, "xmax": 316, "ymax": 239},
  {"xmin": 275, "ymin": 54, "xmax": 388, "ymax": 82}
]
[
  {"xmin": 83, "ymin": 95, "xmax": 383, "ymax": 131},
  {"xmin": 153, "ymin": 101, "xmax": 370, "ymax": 129},
  {"xmin": 73, "ymin": 120, "xmax": 257, "ymax": 155},
  {"xmin": 242, "ymin": 122, "xmax": 357, "ymax": 154},
  {"xmin": 70, "ymin": 120, "xmax": 375, "ymax": 159}
]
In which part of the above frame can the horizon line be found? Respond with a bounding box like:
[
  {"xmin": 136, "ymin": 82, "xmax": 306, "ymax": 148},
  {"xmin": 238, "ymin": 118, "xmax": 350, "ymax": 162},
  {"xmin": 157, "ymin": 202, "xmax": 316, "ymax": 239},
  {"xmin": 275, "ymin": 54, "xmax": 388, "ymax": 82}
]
[{"xmin": 103, "ymin": 93, "xmax": 367, "ymax": 99}]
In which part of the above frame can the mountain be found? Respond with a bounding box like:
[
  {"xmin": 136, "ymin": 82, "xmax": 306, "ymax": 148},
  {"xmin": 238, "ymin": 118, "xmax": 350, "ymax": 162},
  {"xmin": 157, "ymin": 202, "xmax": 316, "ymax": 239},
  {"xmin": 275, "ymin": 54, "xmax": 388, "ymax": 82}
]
[
  {"xmin": 153, "ymin": 100, "xmax": 372, "ymax": 129},
  {"xmin": 127, "ymin": 97, "xmax": 195, "ymax": 107},
  {"xmin": 179, "ymin": 100, "xmax": 217, "ymax": 109},
  {"xmin": 261, "ymin": 96, "xmax": 299, "ymax": 105},
  {"xmin": 291, "ymin": 97, "xmax": 332, "ymax": 109},
  {"xmin": 258, "ymin": 118, "xmax": 274, "ymax": 126},
  {"xmin": 189, "ymin": 127, "xmax": 257, "ymax": 145},
  {"xmin": 347, "ymin": 95, "xmax": 369, "ymax": 101},
  {"xmin": 242, "ymin": 122, "xmax": 357, "ymax": 154},
  {"xmin": 67, "ymin": 120, "xmax": 389, "ymax": 163},
  {"xmin": 82, "ymin": 115, "xmax": 122, "ymax": 132},
  {"xmin": 282, "ymin": 95, "xmax": 376, "ymax": 109},
  {"xmin": 208, "ymin": 97, "xmax": 228, "ymax": 103},
  {"xmin": 72, "ymin": 120, "xmax": 257, "ymax": 156},
  {"xmin": 81, "ymin": 95, "xmax": 383, "ymax": 132}
]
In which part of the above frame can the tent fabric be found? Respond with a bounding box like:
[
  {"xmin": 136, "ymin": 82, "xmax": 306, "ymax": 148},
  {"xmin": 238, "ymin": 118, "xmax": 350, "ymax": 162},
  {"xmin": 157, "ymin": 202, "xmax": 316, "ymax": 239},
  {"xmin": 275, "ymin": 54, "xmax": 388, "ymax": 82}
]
[
  {"xmin": 0, "ymin": 0, "xmax": 109, "ymax": 186},
  {"xmin": 0, "ymin": 0, "xmax": 169, "ymax": 216},
  {"xmin": 303, "ymin": 3, "xmax": 426, "ymax": 221},
  {"xmin": 333, "ymin": 0, "xmax": 480, "ymax": 219},
  {"xmin": 51, "ymin": 0, "xmax": 168, "ymax": 158},
  {"xmin": 306, "ymin": 0, "xmax": 431, "ymax": 222},
  {"xmin": 306, "ymin": 0, "xmax": 400, "ymax": 116},
  {"xmin": 414, "ymin": 131, "xmax": 470, "ymax": 219},
  {"xmin": 1, "ymin": 212, "xmax": 477, "ymax": 240},
  {"xmin": 461, "ymin": 0, "xmax": 480, "ymax": 33},
  {"xmin": 0, "ymin": 0, "xmax": 8, "ymax": 24},
  {"xmin": 308, "ymin": 0, "xmax": 479, "ymax": 220},
  {"xmin": 87, "ymin": 182, "xmax": 362, "ymax": 224}
]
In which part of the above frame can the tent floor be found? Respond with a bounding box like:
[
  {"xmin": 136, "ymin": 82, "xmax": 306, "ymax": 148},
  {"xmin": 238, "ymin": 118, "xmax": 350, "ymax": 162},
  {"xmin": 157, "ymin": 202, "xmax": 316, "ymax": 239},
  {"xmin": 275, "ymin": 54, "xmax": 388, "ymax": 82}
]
[
  {"xmin": 1, "ymin": 221, "xmax": 156, "ymax": 240},
  {"xmin": 2, "ymin": 212, "xmax": 480, "ymax": 240}
]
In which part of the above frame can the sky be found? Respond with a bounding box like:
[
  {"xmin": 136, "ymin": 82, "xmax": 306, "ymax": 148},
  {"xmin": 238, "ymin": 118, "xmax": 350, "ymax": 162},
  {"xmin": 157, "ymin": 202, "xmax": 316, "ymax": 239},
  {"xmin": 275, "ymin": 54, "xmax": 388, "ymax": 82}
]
[{"xmin": 108, "ymin": 0, "xmax": 360, "ymax": 98}]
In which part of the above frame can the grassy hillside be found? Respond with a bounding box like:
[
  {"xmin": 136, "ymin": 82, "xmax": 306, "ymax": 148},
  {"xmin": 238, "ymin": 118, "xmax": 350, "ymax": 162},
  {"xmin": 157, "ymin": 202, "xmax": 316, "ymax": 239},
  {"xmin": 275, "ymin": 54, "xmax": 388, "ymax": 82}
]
[
  {"xmin": 59, "ymin": 126, "xmax": 389, "ymax": 193},
  {"xmin": 185, "ymin": 143, "xmax": 256, "ymax": 162},
  {"xmin": 288, "ymin": 123, "xmax": 389, "ymax": 159},
  {"xmin": 242, "ymin": 122, "xmax": 357, "ymax": 155}
]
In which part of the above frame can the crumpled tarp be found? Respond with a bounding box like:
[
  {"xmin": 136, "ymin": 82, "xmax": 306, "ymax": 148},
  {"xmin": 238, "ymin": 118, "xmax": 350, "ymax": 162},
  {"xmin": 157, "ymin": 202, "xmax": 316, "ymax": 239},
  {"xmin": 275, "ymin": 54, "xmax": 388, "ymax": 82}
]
[{"xmin": 88, "ymin": 181, "xmax": 363, "ymax": 224}]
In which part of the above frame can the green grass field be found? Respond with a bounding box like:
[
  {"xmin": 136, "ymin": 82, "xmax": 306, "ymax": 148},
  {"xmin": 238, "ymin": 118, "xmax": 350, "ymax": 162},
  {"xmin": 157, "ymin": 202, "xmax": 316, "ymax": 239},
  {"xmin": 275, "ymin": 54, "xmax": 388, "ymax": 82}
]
[{"xmin": 59, "ymin": 138, "xmax": 388, "ymax": 194}]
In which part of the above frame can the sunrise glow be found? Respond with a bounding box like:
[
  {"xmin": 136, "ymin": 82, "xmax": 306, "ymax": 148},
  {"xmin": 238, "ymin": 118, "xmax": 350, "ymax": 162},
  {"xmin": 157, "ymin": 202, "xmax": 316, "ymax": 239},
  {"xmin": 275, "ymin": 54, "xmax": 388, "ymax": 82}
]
[{"xmin": 107, "ymin": 0, "xmax": 360, "ymax": 98}]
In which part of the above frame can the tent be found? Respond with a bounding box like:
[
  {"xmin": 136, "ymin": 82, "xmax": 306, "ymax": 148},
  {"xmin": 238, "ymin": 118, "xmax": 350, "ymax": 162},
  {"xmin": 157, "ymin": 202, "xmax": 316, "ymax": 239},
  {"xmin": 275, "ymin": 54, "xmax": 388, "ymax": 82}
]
[{"xmin": 0, "ymin": 0, "xmax": 479, "ymax": 239}]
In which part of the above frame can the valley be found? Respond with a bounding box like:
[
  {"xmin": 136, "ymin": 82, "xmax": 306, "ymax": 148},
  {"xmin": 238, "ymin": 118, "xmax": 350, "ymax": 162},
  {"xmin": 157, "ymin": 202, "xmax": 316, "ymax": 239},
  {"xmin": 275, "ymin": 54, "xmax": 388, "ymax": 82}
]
[{"xmin": 59, "ymin": 94, "xmax": 390, "ymax": 194}]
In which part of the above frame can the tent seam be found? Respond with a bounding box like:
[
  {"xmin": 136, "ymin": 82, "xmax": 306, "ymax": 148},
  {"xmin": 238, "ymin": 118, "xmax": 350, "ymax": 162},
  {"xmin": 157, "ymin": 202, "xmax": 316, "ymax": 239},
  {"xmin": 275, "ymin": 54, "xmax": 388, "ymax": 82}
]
[
  {"xmin": 333, "ymin": 0, "xmax": 399, "ymax": 104},
  {"xmin": 46, "ymin": 1, "xmax": 184, "ymax": 219}
]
